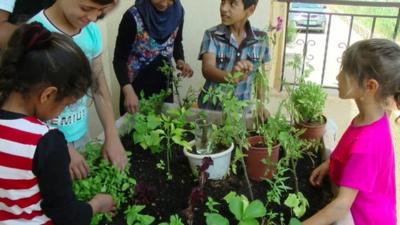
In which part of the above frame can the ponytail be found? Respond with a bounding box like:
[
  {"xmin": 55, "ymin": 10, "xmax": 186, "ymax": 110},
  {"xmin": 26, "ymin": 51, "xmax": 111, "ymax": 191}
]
[{"xmin": 0, "ymin": 22, "xmax": 92, "ymax": 106}]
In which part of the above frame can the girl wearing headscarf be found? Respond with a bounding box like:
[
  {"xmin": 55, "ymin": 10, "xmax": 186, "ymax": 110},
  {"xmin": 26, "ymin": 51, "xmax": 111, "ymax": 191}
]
[{"xmin": 113, "ymin": 0, "xmax": 193, "ymax": 115}]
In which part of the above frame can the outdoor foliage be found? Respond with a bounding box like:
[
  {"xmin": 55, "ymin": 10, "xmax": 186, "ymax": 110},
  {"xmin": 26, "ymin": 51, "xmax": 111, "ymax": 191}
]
[{"xmin": 73, "ymin": 142, "xmax": 136, "ymax": 225}]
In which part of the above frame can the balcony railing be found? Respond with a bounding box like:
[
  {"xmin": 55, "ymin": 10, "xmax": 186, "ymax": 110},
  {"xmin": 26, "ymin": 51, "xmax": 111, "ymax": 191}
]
[{"xmin": 277, "ymin": 0, "xmax": 400, "ymax": 90}]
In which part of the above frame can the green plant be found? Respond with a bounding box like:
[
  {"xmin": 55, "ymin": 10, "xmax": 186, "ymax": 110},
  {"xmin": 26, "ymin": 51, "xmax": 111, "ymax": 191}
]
[
  {"xmin": 159, "ymin": 215, "xmax": 185, "ymax": 225},
  {"xmin": 205, "ymin": 197, "xmax": 221, "ymax": 214},
  {"xmin": 139, "ymin": 90, "xmax": 170, "ymax": 115},
  {"xmin": 284, "ymin": 192, "xmax": 309, "ymax": 218},
  {"xmin": 252, "ymin": 16, "xmax": 283, "ymax": 131},
  {"xmin": 205, "ymin": 191, "xmax": 266, "ymax": 225},
  {"xmin": 202, "ymin": 73, "xmax": 249, "ymax": 151},
  {"xmin": 73, "ymin": 142, "xmax": 136, "ymax": 225},
  {"xmin": 133, "ymin": 106, "xmax": 193, "ymax": 179},
  {"xmin": 125, "ymin": 205, "xmax": 155, "ymax": 225},
  {"xmin": 286, "ymin": 20, "xmax": 297, "ymax": 44},
  {"xmin": 133, "ymin": 113, "xmax": 163, "ymax": 153},
  {"xmin": 286, "ymin": 54, "xmax": 327, "ymax": 124}
]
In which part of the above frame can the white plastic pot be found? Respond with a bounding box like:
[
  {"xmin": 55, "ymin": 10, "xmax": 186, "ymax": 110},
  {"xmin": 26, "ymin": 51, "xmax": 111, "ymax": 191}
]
[{"xmin": 183, "ymin": 143, "xmax": 234, "ymax": 180}]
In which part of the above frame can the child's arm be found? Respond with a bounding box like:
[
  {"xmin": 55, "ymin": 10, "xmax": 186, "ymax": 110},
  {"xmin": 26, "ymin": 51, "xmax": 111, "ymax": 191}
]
[
  {"xmin": 113, "ymin": 10, "xmax": 139, "ymax": 114},
  {"xmin": 202, "ymin": 53, "xmax": 252, "ymax": 83},
  {"xmin": 173, "ymin": 19, "xmax": 193, "ymax": 77},
  {"xmin": 33, "ymin": 130, "xmax": 114, "ymax": 224},
  {"xmin": 302, "ymin": 186, "xmax": 358, "ymax": 225},
  {"xmin": 92, "ymin": 56, "xmax": 128, "ymax": 170}
]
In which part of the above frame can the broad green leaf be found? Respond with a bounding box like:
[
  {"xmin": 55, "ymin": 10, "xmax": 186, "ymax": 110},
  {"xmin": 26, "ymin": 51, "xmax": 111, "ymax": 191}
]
[
  {"xmin": 289, "ymin": 218, "xmax": 302, "ymax": 225},
  {"xmin": 238, "ymin": 218, "xmax": 259, "ymax": 225},
  {"xmin": 284, "ymin": 193, "xmax": 299, "ymax": 208},
  {"xmin": 243, "ymin": 200, "xmax": 266, "ymax": 219},
  {"xmin": 206, "ymin": 213, "xmax": 229, "ymax": 225}
]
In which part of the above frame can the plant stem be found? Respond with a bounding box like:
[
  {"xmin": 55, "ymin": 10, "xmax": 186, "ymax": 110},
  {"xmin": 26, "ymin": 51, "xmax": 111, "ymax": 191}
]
[
  {"xmin": 167, "ymin": 137, "xmax": 171, "ymax": 173},
  {"xmin": 291, "ymin": 158, "xmax": 299, "ymax": 193},
  {"xmin": 239, "ymin": 142, "xmax": 254, "ymax": 200},
  {"xmin": 239, "ymin": 111, "xmax": 254, "ymax": 200}
]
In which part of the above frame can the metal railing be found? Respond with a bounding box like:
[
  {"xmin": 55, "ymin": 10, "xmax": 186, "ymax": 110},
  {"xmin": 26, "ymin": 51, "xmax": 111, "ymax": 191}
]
[{"xmin": 277, "ymin": 0, "xmax": 400, "ymax": 90}]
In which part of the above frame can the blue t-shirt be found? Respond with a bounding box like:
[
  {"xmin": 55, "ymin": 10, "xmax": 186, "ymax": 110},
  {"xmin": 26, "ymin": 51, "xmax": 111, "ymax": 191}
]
[{"xmin": 29, "ymin": 10, "xmax": 103, "ymax": 142}]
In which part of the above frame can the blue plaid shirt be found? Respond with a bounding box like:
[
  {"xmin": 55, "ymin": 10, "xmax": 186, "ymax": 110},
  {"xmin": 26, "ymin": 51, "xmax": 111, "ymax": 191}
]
[{"xmin": 198, "ymin": 21, "xmax": 270, "ymax": 110}]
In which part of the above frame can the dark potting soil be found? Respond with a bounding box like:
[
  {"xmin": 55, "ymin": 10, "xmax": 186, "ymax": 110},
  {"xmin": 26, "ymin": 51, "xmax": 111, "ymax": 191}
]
[{"xmin": 106, "ymin": 134, "xmax": 333, "ymax": 225}]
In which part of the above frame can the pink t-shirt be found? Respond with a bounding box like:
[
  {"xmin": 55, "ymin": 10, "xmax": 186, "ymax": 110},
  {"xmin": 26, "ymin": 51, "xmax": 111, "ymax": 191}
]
[{"xmin": 330, "ymin": 113, "xmax": 396, "ymax": 225}]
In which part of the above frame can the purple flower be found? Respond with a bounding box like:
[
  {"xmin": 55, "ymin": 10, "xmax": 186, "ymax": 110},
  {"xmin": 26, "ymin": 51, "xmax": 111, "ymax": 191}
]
[{"xmin": 276, "ymin": 16, "xmax": 283, "ymax": 32}]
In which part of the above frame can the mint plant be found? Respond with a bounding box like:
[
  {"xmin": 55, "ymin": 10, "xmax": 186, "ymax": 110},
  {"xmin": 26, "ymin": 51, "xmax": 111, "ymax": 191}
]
[{"xmin": 73, "ymin": 142, "xmax": 136, "ymax": 225}]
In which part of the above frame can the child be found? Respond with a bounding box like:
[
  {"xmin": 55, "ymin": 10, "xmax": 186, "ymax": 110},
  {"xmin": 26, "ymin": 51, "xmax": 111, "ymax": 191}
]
[
  {"xmin": 0, "ymin": 23, "xmax": 114, "ymax": 225},
  {"xmin": 113, "ymin": 0, "xmax": 193, "ymax": 115},
  {"xmin": 198, "ymin": 0, "xmax": 269, "ymax": 110},
  {"xmin": 304, "ymin": 39, "xmax": 398, "ymax": 225},
  {"xmin": 28, "ymin": 0, "xmax": 127, "ymax": 179}
]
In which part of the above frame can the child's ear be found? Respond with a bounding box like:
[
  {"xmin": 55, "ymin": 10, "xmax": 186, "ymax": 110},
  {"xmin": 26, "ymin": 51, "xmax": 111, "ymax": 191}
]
[
  {"xmin": 246, "ymin": 4, "xmax": 256, "ymax": 16},
  {"xmin": 365, "ymin": 78, "xmax": 379, "ymax": 95},
  {"xmin": 39, "ymin": 86, "xmax": 58, "ymax": 104}
]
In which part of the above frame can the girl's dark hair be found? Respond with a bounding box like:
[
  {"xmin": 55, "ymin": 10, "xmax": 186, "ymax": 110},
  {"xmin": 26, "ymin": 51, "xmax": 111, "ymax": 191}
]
[
  {"xmin": 92, "ymin": 0, "xmax": 114, "ymax": 5},
  {"xmin": 0, "ymin": 22, "xmax": 92, "ymax": 105},
  {"xmin": 243, "ymin": 0, "xmax": 258, "ymax": 9},
  {"xmin": 342, "ymin": 38, "xmax": 400, "ymax": 105}
]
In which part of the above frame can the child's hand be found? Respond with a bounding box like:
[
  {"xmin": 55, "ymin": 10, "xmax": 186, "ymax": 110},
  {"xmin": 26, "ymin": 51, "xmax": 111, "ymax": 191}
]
[
  {"xmin": 176, "ymin": 60, "xmax": 193, "ymax": 77},
  {"xmin": 68, "ymin": 145, "xmax": 89, "ymax": 180},
  {"xmin": 122, "ymin": 84, "xmax": 139, "ymax": 114},
  {"xmin": 89, "ymin": 194, "xmax": 115, "ymax": 214},
  {"xmin": 232, "ymin": 60, "xmax": 253, "ymax": 82},
  {"xmin": 102, "ymin": 135, "xmax": 128, "ymax": 171},
  {"xmin": 309, "ymin": 160, "xmax": 330, "ymax": 187}
]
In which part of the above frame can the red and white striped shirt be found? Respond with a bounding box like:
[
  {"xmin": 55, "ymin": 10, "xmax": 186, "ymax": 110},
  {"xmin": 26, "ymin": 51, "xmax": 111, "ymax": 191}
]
[{"xmin": 0, "ymin": 116, "xmax": 53, "ymax": 225}]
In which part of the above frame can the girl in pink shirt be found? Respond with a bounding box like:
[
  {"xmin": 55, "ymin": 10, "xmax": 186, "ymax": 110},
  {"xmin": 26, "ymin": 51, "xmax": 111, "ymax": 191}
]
[{"xmin": 303, "ymin": 39, "xmax": 398, "ymax": 225}]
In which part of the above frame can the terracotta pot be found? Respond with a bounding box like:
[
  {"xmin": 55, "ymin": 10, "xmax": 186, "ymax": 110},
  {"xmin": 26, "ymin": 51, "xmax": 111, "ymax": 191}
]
[
  {"xmin": 246, "ymin": 136, "xmax": 280, "ymax": 182},
  {"xmin": 296, "ymin": 116, "xmax": 327, "ymax": 140}
]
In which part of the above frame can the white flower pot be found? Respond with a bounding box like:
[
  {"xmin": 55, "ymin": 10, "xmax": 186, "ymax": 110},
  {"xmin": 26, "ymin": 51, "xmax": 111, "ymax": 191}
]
[{"xmin": 183, "ymin": 143, "xmax": 234, "ymax": 180}]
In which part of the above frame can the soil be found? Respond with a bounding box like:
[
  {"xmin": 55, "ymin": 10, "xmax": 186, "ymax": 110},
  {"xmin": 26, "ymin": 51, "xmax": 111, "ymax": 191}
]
[{"xmin": 106, "ymin": 133, "xmax": 333, "ymax": 225}]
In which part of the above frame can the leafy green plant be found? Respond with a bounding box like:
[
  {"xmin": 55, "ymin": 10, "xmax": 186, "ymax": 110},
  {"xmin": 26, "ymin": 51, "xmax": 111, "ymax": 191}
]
[
  {"xmin": 133, "ymin": 106, "xmax": 193, "ymax": 179},
  {"xmin": 262, "ymin": 161, "xmax": 291, "ymax": 225},
  {"xmin": 139, "ymin": 90, "xmax": 169, "ymax": 115},
  {"xmin": 286, "ymin": 54, "xmax": 327, "ymax": 124},
  {"xmin": 125, "ymin": 205, "xmax": 155, "ymax": 225},
  {"xmin": 286, "ymin": 20, "xmax": 297, "ymax": 44},
  {"xmin": 159, "ymin": 215, "xmax": 185, "ymax": 225},
  {"xmin": 73, "ymin": 142, "xmax": 136, "ymax": 225},
  {"xmin": 158, "ymin": 107, "xmax": 193, "ymax": 177},
  {"xmin": 205, "ymin": 197, "xmax": 221, "ymax": 214},
  {"xmin": 202, "ymin": 73, "xmax": 249, "ymax": 152},
  {"xmin": 284, "ymin": 192, "xmax": 309, "ymax": 218},
  {"xmin": 206, "ymin": 191, "xmax": 266, "ymax": 225},
  {"xmin": 133, "ymin": 113, "xmax": 163, "ymax": 153}
]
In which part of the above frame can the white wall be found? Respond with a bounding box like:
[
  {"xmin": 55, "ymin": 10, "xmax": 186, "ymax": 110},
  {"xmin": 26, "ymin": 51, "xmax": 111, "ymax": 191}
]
[{"xmin": 89, "ymin": 0, "xmax": 270, "ymax": 137}]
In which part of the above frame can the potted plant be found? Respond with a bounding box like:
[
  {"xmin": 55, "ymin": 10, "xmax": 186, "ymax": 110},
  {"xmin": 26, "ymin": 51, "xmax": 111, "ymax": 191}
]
[
  {"xmin": 286, "ymin": 54, "xmax": 327, "ymax": 140},
  {"xmin": 184, "ymin": 75, "xmax": 249, "ymax": 180},
  {"xmin": 246, "ymin": 104, "xmax": 292, "ymax": 182}
]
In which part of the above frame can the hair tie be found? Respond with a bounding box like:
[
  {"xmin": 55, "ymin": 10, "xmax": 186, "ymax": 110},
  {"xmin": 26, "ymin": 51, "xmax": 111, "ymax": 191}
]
[{"xmin": 25, "ymin": 22, "xmax": 51, "ymax": 51}]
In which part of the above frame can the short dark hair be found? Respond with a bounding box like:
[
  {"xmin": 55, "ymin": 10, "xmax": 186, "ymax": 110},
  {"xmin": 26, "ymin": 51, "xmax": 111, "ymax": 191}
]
[
  {"xmin": 243, "ymin": 0, "xmax": 258, "ymax": 9},
  {"xmin": 92, "ymin": 0, "xmax": 114, "ymax": 5}
]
